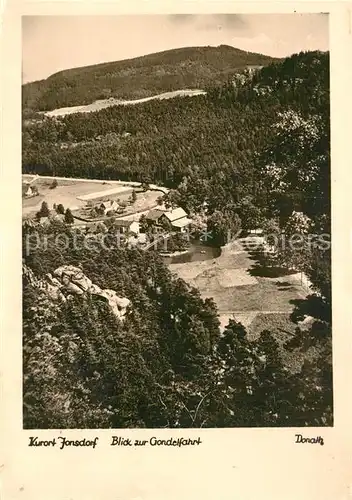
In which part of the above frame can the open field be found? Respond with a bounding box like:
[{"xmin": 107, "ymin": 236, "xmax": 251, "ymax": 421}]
[
  {"xmin": 22, "ymin": 179, "xmax": 118, "ymax": 216},
  {"xmin": 169, "ymin": 237, "xmax": 308, "ymax": 336},
  {"xmin": 22, "ymin": 175, "xmax": 163, "ymax": 222},
  {"xmin": 169, "ymin": 237, "xmax": 316, "ymax": 372},
  {"xmin": 22, "ymin": 175, "xmax": 169, "ymax": 194},
  {"xmin": 75, "ymin": 190, "xmax": 161, "ymax": 220},
  {"xmin": 43, "ymin": 89, "xmax": 207, "ymax": 118},
  {"xmin": 127, "ymin": 191, "xmax": 161, "ymax": 214},
  {"xmin": 201, "ymin": 278, "xmax": 304, "ymax": 312},
  {"xmin": 77, "ymin": 185, "xmax": 134, "ymax": 201}
]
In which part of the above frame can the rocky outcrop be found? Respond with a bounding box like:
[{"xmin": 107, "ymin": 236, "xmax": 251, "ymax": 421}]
[
  {"xmin": 23, "ymin": 263, "xmax": 66, "ymax": 302},
  {"xmin": 23, "ymin": 263, "xmax": 131, "ymax": 320}
]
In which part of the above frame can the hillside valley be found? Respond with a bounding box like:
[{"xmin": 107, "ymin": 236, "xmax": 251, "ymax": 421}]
[{"xmin": 22, "ymin": 49, "xmax": 332, "ymax": 429}]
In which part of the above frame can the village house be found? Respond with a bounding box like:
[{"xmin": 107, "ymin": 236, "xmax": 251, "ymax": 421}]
[
  {"xmin": 114, "ymin": 220, "xmax": 140, "ymax": 235},
  {"xmin": 160, "ymin": 207, "xmax": 192, "ymax": 233},
  {"xmin": 145, "ymin": 207, "xmax": 192, "ymax": 233},
  {"xmin": 145, "ymin": 209, "xmax": 165, "ymax": 226},
  {"xmin": 126, "ymin": 230, "xmax": 147, "ymax": 248},
  {"xmin": 98, "ymin": 200, "xmax": 119, "ymax": 215},
  {"xmin": 22, "ymin": 184, "xmax": 33, "ymax": 198}
]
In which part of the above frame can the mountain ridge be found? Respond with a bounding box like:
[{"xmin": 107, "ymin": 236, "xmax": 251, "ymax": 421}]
[
  {"xmin": 22, "ymin": 45, "xmax": 279, "ymax": 112},
  {"xmin": 45, "ymin": 45, "xmax": 271, "ymax": 79}
]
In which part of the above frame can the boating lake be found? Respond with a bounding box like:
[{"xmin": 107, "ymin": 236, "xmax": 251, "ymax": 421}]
[{"xmin": 163, "ymin": 239, "xmax": 221, "ymax": 264}]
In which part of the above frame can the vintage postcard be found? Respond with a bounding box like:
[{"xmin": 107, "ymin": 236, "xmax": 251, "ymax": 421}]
[{"xmin": 1, "ymin": 1, "xmax": 352, "ymax": 499}]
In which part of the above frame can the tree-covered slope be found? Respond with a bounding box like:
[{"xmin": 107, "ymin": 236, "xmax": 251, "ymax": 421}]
[
  {"xmin": 22, "ymin": 50, "xmax": 329, "ymax": 213},
  {"xmin": 23, "ymin": 227, "xmax": 332, "ymax": 429},
  {"xmin": 22, "ymin": 45, "xmax": 278, "ymax": 111},
  {"xmin": 22, "ymin": 49, "xmax": 332, "ymax": 428}
]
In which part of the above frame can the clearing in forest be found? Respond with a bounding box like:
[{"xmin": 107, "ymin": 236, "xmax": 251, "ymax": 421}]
[{"xmin": 169, "ymin": 236, "xmax": 309, "ymax": 334}]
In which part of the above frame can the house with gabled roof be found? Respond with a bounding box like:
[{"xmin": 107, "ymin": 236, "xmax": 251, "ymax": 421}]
[
  {"xmin": 111, "ymin": 219, "xmax": 140, "ymax": 235},
  {"xmin": 99, "ymin": 200, "xmax": 119, "ymax": 214},
  {"xmin": 161, "ymin": 207, "xmax": 187, "ymax": 222},
  {"xmin": 146, "ymin": 208, "xmax": 165, "ymax": 223},
  {"xmin": 22, "ymin": 184, "xmax": 33, "ymax": 198},
  {"xmin": 145, "ymin": 206, "xmax": 192, "ymax": 233},
  {"xmin": 159, "ymin": 207, "xmax": 192, "ymax": 233}
]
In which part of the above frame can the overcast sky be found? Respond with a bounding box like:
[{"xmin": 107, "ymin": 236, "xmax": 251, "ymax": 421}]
[{"xmin": 22, "ymin": 14, "xmax": 329, "ymax": 83}]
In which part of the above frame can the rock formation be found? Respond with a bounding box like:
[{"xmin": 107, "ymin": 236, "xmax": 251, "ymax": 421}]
[{"xmin": 23, "ymin": 263, "xmax": 131, "ymax": 320}]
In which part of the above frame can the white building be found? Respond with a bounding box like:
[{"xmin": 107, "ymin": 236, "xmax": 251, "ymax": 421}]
[
  {"xmin": 99, "ymin": 200, "xmax": 119, "ymax": 214},
  {"xmin": 160, "ymin": 208, "xmax": 193, "ymax": 233}
]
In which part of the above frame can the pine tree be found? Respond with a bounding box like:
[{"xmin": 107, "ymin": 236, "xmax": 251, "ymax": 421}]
[
  {"xmin": 38, "ymin": 201, "xmax": 49, "ymax": 218},
  {"xmin": 57, "ymin": 204, "xmax": 65, "ymax": 214},
  {"xmin": 64, "ymin": 208, "xmax": 74, "ymax": 224}
]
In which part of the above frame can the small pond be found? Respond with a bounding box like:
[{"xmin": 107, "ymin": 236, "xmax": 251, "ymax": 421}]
[{"xmin": 163, "ymin": 239, "xmax": 221, "ymax": 264}]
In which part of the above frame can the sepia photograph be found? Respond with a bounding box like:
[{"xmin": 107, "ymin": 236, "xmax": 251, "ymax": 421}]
[{"xmin": 21, "ymin": 13, "xmax": 332, "ymax": 430}]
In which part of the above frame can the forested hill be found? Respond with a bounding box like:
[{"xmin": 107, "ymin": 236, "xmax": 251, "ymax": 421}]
[
  {"xmin": 23, "ymin": 50, "xmax": 329, "ymax": 208},
  {"xmin": 22, "ymin": 45, "xmax": 278, "ymax": 111},
  {"xmin": 22, "ymin": 49, "xmax": 332, "ymax": 429}
]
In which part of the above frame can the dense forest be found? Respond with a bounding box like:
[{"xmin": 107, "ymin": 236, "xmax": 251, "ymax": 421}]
[
  {"xmin": 22, "ymin": 49, "xmax": 332, "ymax": 428},
  {"xmin": 22, "ymin": 51, "xmax": 328, "ymax": 195},
  {"xmin": 22, "ymin": 45, "xmax": 277, "ymax": 111},
  {"xmin": 23, "ymin": 227, "xmax": 332, "ymax": 428}
]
